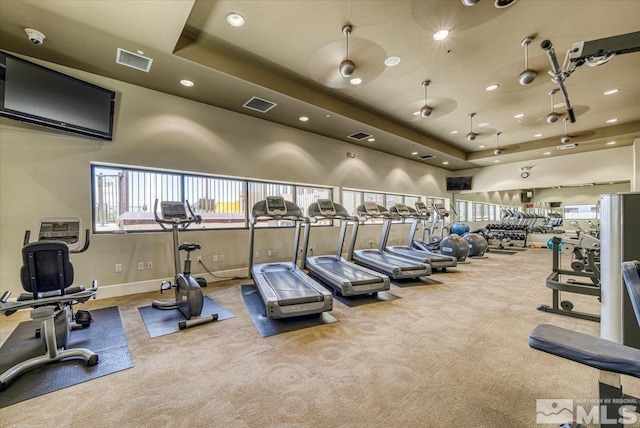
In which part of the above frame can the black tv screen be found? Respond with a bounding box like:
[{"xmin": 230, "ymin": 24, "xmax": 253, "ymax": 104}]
[
  {"xmin": 446, "ymin": 176, "xmax": 472, "ymax": 191},
  {"xmin": 0, "ymin": 51, "xmax": 115, "ymax": 140}
]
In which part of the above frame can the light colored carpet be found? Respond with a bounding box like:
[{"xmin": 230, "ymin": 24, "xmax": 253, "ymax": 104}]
[{"xmin": 1, "ymin": 249, "xmax": 638, "ymax": 427}]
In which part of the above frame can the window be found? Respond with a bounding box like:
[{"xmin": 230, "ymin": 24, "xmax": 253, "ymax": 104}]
[
  {"xmin": 564, "ymin": 204, "xmax": 598, "ymax": 220},
  {"xmin": 342, "ymin": 189, "xmax": 425, "ymax": 225},
  {"xmin": 92, "ymin": 164, "xmax": 332, "ymax": 233},
  {"xmin": 456, "ymin": 200, "xmax": 472, "ymax": 222}
]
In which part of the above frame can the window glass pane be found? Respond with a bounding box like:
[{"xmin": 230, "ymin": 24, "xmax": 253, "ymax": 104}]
[
  {"xmin": 564, "ymin": 204, "xmax": 598, "ymax": 220},
  {"xmin": 93, "ymin": 166, "xmax": 181, "ymax": 233},
  {"xmin": 342, "ymin": 190, "xmax": 362, "ymax": 216},
  {"xmin": 184, "ymin": 175, "xmax": 245, "ymax": 229},
  {"xmin": 297, "ymin": 186, "xmax": 333, "ymax": 225},
  {"xmin": 248, "ymin": 182, "xmax": 295, "ymax": 228},
  {"xmin": 404, "ymin": 196, "xmax": 421, "ymax": 209}
]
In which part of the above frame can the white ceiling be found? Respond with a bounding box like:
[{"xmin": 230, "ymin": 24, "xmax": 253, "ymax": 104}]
[{"xmin": 1, "ymin": 0, "xmax": 639, "ymax": 170}]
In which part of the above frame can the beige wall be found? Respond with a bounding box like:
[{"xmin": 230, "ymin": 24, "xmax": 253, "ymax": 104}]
[
  {"xmin": 0, "ymin": 62, "xmax": 449, "ymax": 297},
  {"xmin": 457, "ymin": 146, "xmax": 633, "ymax": 192}
]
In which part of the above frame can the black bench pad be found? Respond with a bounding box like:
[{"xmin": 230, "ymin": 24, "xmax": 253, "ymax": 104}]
[{"xmin": 529, "ymin": 323, "xmax": 640, "ymax": 379}]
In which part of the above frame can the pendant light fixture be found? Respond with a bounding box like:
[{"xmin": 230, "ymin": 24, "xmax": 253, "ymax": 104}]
[
  {"xmin": 466, "ymin": 113, "xmax": 478, "ymax": 141},
  {"xmin": 546, "ymin": 89, "xmax": 561, "ymax": 123},
  {"xmin": 518, "ymin": 36, "xmax": 537, "ymax": 85},
  {"xmin": 420, "ymin": 80, "xmax": 433, "ymax": 117},
  {"xmin": 339, "ymin": 25, "xmax": 355, "ymax": 78}
]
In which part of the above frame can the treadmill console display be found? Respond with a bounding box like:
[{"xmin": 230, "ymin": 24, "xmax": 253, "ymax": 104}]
[
  {"xmin": 394, "ymin": 203, "xmax": 410, "ymax": 215},
  {"xmin": 415, "ymin": 201, "xmax": 428, "ymax": 214},
  {"xmin": 38, "ymin": 218, "xmax": 82, "ymax": 250},
  {"xmin": 317, "ymin": 199, "xmax": 336, "ymax": 216},
  {"xmin": 161, "ymin": 201, "xmax": 188, "ymax": 220},
  {"xmin": 266, "ymin": 196, "xmax": 287, "ymax": 216},
  {"xmin": 363, "ymin": 201, "xmax": 380, "ymax": 215},
  {"xmin": 435, "ymin": 203, "xmax": 446, "ymax": 213}
]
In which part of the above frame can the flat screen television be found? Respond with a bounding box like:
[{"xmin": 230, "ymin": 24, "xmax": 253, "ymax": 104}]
[
  {"xmin": 0, "ymin": 51, "xmax": 115, "ymax": 140},
  {"xmin": 446, "ymin": 176, "xmax": 472, "ymax": 191}
]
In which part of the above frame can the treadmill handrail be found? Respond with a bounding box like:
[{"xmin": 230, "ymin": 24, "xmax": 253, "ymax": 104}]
[{"xmin": 250, "ymin": 214, "xmax": 308, "ymax": 225}]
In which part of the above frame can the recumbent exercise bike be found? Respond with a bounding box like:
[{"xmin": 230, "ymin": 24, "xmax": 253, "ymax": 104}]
[{"xmin": 0, "ymin": 218, "xmax": 98, "ymax": 391}]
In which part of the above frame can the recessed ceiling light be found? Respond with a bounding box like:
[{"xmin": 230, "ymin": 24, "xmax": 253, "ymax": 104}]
[
  {"xmin": 367, "ymin": 138, "xmax": 375, "ymax": 142},
  {"xmin": 486, "ymin": 84, "xmax": 500, "ymax": 91},
  {"xmin": 494, "ymin": 159, "xmax": 501, "ymax": 163},
  {"xmin": 350, "ymin": 77, "xmax": 362, "ymax": 85},
  {"xmin": 514, "ymin": 113, "xmax": 525, "ymax": 118},
  {"xmin": 603, "ymin": 88, "xmax": 619, "ymax": 95},
  {"xmin": 478, "ymin": 122, "xmax": 490, "ymax": 127},
  {"xmin": 534, "ymin": 133, "xmax": 543, "ymax": 137},
  {"xmin": 299, "ymin": 116, "xmax": 309, "ymax": 122},
  {"xmin": 411, "ymin": 151, "xmax": 419, "ymax": 155},
  {"xmin": 479, "ymin": 145, "xmax": 486, "ymax": 149},
  {"xmin": 606, "ymin": 141, "xmax": 616, "ymax": 145},
  {"xmin": 606, "ymin": 118, "xmax": 618, "ymax": 123},
  {"xmin": 326, "ymin": 114, "xmax": 331, "ymax": 118},
  {"xmin": 180, "ymin": 79, "xmax": 194, "ymax": 87},
  {"xmin": 137, "ymin": 50, "xmax": 145, "ymax": 55},
  {"xmin": 433, "ymin": 30, "xmax": 450, "ymax": 41},
  {"xmin": 413, "ymin": 111, "xmax": 421, "ymax": 116},
  {"xmin": 543, "ymin": 151, "xmax": 551, "ymax": 155},
  {"xmin": 226, "ymin": 12, "xmax": 245, "ymax": 27},
  {"xmin": 450, "ymin": 130, "xmax": 459, "ymax": 134},
  {"xmin": 442, "ymin": 161, "xmax": 449, "ymax": 165},
  {"xmin": 384, "ymin": 56, "xmax": 401, "ymax": 66}
]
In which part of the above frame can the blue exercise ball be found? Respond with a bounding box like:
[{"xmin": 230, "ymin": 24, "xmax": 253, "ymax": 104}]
[{"xmin": 450, "ymin": 223, "xmax": 470, "ymax": 235}]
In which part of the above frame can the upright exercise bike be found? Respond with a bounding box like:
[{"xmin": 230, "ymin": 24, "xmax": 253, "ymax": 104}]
[{"xmin": 152, "ymin": 199, "xmax": 217, "ymax": 329}]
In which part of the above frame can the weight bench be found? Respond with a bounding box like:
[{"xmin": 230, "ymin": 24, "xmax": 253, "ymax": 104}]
[
  {"xmin": 0, "ymin": 241, "xmax": 98, "ymax": 391},
  {"xmin": 529, "ymin": 260, "xmax": 640, "ymax": 427}
]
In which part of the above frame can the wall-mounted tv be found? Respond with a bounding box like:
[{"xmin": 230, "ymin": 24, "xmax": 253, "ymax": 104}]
[
  {"xmin": 0, "ymin": 51, "xmax": 115, "ymax": 140},
  {"xmin": 446, "ymin": 176, "xmax": 472, "ymax": 191}
]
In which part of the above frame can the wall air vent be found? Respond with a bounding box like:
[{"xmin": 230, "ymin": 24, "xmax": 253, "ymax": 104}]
[
  {"xmin": 348, "ymin": 132, "xmax": 372, "ymax": 141},
  {"xmin": 243, "ymin": 97, "xmax": 277, "ymax": 113},
  {"xmin": 116, "ymin": 48, "xmax": 153, "ymax": 72},
  {"xmin": 419, "ymin": 154, "xmax": 436, "ymax": 160}
]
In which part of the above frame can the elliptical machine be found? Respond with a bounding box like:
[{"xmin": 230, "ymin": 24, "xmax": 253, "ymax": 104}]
[
  {"xmin": 152, "ymin": 199, "xmax": 217, "ymax": 330},
  {"xmin": 414, "ymin": 202, "xmax": 470, "ymax": 263}
]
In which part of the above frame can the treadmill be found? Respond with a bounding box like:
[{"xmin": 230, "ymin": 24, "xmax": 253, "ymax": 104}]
[
  {"xmin": 385, "ymin": 203, "xmax": 457, "ymax": 271},
  {"xmin": 301, "ymin": 199, "xmax": 390, "ymax": 296},
  {"xmin": 347, "ymin": 202, "xmax": 431, "ymax": 279},
  {"xmin": 248, "ymin": 196, "xmax": 333, "ymax": 319}
]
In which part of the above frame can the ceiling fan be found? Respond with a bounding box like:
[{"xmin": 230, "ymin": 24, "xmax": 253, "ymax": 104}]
[
  {"xmin": 494, "ymin": 131, "xmax": 504, "ymax": 155},
  {"xmin": 546, "ymin": 89, "xmax": 561, "ymax": 123},
  {"xmin": 420, "ymin": 80, "xmax": 433, "ymax": 117},
  {"xmin": 339, "ymin": 25, "xmax": 355, "ymax": 78},
  {"xmin": 465, "ymin": 113, "xmax": 494, "ymax": 141}
]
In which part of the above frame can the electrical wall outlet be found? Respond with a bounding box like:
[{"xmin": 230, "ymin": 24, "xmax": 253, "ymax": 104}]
[
  {"xmin": 197, "ymin": 256, "xmax": 202, "ymax": 262},
  {"xmin": 147, "ymin": 261, "xmax": 153, "ymax": 269},
  {"xmin": 255, "ymin": 251, "xmax": 259, "ymax": 259},
  {"xmin": 137, "ymin": 262, "xmax": 144, "ymax": 271},
  {"xmin": 213, "ymin": 255, "xmax": 219, "ymax": 262},
  {"xmin": 219, "ymin": 254, "xmax": 224, "ymax": 262},
  {"xmin": 272, "ymin": 249, "xmax": 277, "ymax": 256},
  {"xmin": 115, "ymin": 263, "xmax": 122, "ymax": 273},
  {"xmin": 267, "ymin": 249, "xmax": 272, "ymax": 257}
]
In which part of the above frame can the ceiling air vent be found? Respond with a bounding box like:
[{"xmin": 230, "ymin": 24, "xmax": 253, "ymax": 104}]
[
  {"xmin": 419, "ymin": 154, "xmax": 436, "ymax": 160},
  {"xmin": 116, "ymin": 48, "xmax": 153, "ymax": 72},
  {"xmin": 243, "ymin": 97, "xmax": 277, "ymax": 113},
  {"xmin": 348, "ymin": 132, "xmax": 372, "ymax": 141}
]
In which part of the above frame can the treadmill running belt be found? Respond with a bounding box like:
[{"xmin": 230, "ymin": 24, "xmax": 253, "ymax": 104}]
[
  {"xmin": 262, "ymin": 271, "xmax": 323, "ymax": 305},
  {"xmin": 359, "ymin": 251, "xmax": 422, "ymax": 271},
  {"xmin": 315, "ymin": 260, "xmax": 382, "ymax": 285}
]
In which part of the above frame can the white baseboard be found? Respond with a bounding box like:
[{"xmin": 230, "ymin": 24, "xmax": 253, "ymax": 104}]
[{"xmin": 97, "ymin": 267, "xmax": 249, "ymax": 300}]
